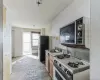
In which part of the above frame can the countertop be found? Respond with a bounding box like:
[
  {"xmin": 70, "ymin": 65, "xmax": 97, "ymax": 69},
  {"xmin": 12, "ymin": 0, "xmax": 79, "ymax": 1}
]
[
  {"xmin": 46, "ymin": 50, "xmax": 63, "ymax": 57},
  {"xmin": 46, "ymin": 50, "xmax": 90, "ymax": 74},
  {"xmin": 53, "ymin": 56, "xmax": 90, "ymax": 74}
]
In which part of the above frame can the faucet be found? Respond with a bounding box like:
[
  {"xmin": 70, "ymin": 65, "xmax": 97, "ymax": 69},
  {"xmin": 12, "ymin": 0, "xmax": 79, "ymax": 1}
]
[{"xmin": 67, "ymin": 50, "xmax": 71, "ymax": 54}]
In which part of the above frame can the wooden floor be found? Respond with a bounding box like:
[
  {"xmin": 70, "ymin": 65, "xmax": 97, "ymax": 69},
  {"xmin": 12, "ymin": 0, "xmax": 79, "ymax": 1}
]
[{"xmin": 11, "ymin": 55, "xmax": 51, "ymax": 80}]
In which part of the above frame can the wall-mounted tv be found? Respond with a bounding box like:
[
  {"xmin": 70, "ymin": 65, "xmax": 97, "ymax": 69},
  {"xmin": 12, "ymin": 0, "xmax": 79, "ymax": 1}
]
[{"xmin": 60, "ymin": 22, "xmax": 76, "ymax": 45}]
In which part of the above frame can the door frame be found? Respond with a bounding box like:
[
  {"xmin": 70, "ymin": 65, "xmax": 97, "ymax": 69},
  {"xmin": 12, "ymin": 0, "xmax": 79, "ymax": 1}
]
[{"xmin": 31, "ymin": 32, "xmax": 40, "ymax": 58}]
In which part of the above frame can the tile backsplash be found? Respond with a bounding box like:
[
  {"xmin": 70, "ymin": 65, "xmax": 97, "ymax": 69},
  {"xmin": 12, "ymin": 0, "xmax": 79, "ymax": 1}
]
[
  {"xmin": 55, "ymin": 47, "xmax": 90, "ymax": 62},
  {"xmin": 67, "ymin": 47, "xmax": 90, "ymax": 62}
]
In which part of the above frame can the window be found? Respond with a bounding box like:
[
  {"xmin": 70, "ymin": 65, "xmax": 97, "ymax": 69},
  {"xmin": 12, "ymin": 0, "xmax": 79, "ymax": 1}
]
[
  {"xmin": 32, "ymin": 33, "xmax": 39, "ymax": 46},
  {"xmin": 23, "ymin": 32, "xmax": 31, "ymax": 54}
]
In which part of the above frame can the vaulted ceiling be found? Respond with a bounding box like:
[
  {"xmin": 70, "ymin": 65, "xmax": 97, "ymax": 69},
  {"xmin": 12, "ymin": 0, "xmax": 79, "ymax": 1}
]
[{"xmin": 3, "ymin": 0, "xmax": 73, "ymax": 28}]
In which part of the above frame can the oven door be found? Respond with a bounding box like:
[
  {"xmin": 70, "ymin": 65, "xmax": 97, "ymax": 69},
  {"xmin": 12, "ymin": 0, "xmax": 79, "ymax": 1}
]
[{"xmin": 53, "ymin": 67, "xmax": 66, "ymax": 80}]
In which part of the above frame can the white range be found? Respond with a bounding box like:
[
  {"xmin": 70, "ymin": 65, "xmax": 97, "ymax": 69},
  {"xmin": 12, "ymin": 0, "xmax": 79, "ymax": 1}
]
[{"xmin": 53, "ymin": 54, "xmax": 90, "ymax": 80}]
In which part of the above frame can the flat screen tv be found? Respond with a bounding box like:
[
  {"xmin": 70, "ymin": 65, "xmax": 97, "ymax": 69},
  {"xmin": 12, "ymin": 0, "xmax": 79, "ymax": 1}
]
[{"xmin": 60, "ymin": 22, "xmax": 76, "ymax": 45}]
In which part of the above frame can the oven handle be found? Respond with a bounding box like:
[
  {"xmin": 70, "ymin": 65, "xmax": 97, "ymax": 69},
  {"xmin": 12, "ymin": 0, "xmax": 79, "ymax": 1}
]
[
  {"xmin": 54, "ymin": 62, "xmax": 73, "ymax": 80},
  {"xmin": 54, "ymin": 67, "xmax": 66, "ymax": 80}
]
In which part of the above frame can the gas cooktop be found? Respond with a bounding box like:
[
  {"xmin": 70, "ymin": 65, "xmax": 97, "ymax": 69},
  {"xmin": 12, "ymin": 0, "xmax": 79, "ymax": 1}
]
[
  {"xmin": 54, "ymin": 55, "xmax": 90, "ymax": 74},
  {"xmin": 68, "ymin": 61, "xmax": 84, "ymax": 68},
  {"xmin": 56, "ymin": 54, "xmax": 70, "ymax": 59}
]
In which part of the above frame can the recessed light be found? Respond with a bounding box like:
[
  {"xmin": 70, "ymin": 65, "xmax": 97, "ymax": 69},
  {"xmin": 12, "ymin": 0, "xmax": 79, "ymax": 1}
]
[{"xmin": 33, "ymin": 25, "xmax": 35, "ymax": 27}]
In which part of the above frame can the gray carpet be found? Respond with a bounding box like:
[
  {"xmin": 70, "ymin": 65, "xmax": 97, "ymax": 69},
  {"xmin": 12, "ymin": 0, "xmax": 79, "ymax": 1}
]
[{"xmin": 11, "ymin": 56, "xmax": 51, "ymax": 80}]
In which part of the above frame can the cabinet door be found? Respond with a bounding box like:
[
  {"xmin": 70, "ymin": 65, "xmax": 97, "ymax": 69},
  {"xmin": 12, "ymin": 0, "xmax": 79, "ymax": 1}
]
[
  {"xmin": 50, "ymin": 60, "xmax": 53, "ymax": 78},
  {"xmin": 50, "ymin": 55, "xmax": 53, "ymax": 62},
  {"xmin": 45, "ymin": 55, "xmax": 49, "ymax": 71}
]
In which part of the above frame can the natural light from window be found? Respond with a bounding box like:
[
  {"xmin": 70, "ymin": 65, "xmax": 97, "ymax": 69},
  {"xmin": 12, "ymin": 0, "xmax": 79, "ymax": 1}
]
[{"xmin": 32, "ymin": 33, "xmax": 39, "ymax": 46}]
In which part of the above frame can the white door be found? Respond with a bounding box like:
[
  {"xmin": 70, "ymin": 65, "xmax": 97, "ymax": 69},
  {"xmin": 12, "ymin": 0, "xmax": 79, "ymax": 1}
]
[
  {"xmin": 12, "ymin": 30, "xmax": 15, "ymax": 57},
  {"xmin": 23, "ymin": 32, "xmax": 32, "ymax": 55}
]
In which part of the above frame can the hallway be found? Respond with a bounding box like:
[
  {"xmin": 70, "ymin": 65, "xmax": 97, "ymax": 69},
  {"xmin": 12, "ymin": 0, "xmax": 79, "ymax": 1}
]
[{"xmin": 11, "ymin": 55, "xmax": 51, "ymax": 80}]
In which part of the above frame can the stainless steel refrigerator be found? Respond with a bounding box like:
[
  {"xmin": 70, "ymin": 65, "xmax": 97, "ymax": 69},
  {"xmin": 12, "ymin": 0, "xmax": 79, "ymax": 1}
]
[{"xmin": 39, "ymin": 36, "xmax": 49, "ymax": 62}]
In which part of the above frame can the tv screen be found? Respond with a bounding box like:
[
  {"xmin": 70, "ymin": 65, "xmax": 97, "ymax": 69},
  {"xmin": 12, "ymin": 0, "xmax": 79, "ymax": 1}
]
[{"xmin": 60, "ymin": 22, "xmax": 75, "ymax": 44}]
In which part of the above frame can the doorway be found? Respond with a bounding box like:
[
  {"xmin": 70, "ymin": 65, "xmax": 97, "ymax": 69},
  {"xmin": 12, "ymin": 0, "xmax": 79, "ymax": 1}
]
[
  {"xmin": 23, "ymin": 32, "xmax": 32, "ymax": 55},
  {"xmin": 31, "ymin": 32, "xmax": 40, "ymax": 58}
]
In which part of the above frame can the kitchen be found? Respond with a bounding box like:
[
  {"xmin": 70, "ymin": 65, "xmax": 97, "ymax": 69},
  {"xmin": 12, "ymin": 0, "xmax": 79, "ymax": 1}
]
[
  {"xmin": 45, "ymin": 17, "xmax": 90, "ymax": 80},
  {"xmin": 2, "ymin": 0, "xmax": 91, "ymax": 80}
]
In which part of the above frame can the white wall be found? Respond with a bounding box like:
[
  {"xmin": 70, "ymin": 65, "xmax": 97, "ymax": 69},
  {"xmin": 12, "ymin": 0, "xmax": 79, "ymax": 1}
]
[
  {"xmin": 12, "ymin": 27, "xmax": 23, "ymax": 57},
  {"xmin": 51, "ymin": 0, "xmax": 90, "ymax": 49},
  {"xmin": 44, "ymin": 24, "xmax": 52, "ymax": 50},
  {"xmin": 91, "ymin": 0, "xmax": 100, "ymax": 80},
  {"xmin": 23, "ymin": 28, "xmax": 41, "ymax": 32},
  {"xmin": 12, "ymin": 27, "xmax": 42, "ymax": 57},
  {"xmin": 3, "ymin": 7, "xmax": 12, "ymax": 80},
  {"xmin": 45, "ymin": 24, "xmax": 52, "ymax": 36},
  {"xmin": 0, "ymin": 1, "xmax": 3, "ymax": 79}
]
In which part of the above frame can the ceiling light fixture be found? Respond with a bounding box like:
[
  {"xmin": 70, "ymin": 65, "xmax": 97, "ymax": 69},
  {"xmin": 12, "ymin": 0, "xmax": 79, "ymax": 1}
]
[
  {"xmin": 36, "ymin": 0, "xmax": 42, "ymax": 6},
  {"xmin": 33, "ymin": 25, "xmax": 35, "ymax": 27}
]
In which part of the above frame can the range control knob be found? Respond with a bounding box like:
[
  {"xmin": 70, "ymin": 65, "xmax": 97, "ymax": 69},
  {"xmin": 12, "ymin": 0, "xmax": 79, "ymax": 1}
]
[
  {"xmin": 67, "ymin": 71, "xmax": 72, "ymax": 76},
  {"xmin": 64, "ymin": 69, "xmax": 67, "ymax": 72},
  {"xmin": 59, "ymin": 64, "xmax": 61, "ymax": 67},
  {"xmin": 54, "ymin": 60, "xmax": 57, "ymax": 63}
]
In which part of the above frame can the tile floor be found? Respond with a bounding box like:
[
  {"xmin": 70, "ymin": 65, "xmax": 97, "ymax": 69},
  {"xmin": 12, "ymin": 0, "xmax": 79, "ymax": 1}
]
[{"xmin": 11, "ymin": 55, "xmax": 51, "ymax": 80}]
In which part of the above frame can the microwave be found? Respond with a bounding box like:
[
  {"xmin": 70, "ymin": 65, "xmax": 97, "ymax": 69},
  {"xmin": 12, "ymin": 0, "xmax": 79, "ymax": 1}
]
[{"xmin": 60, "ymin": 17, "xmax": 85, "ymax": 47}]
